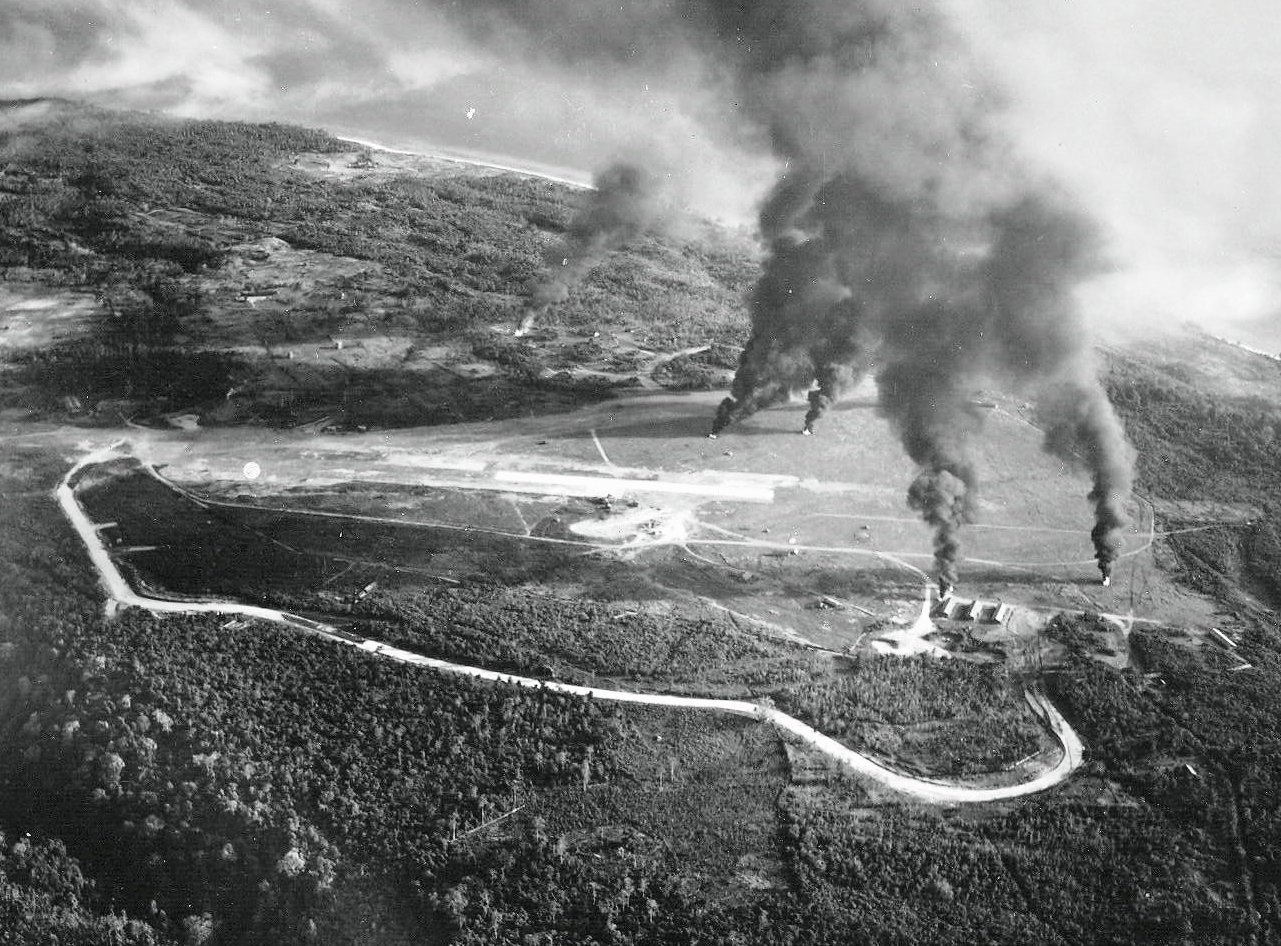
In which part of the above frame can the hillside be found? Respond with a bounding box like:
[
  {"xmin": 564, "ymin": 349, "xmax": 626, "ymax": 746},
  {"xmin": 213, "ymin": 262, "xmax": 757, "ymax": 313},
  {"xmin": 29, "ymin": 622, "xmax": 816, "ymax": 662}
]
[
  {"xmin": 5, "ymin": 102, "xmax": 1281, "ymax": 945},
  {"xmin": 0, "ymin": 99, "xmax": 754, "ymax": 431}
]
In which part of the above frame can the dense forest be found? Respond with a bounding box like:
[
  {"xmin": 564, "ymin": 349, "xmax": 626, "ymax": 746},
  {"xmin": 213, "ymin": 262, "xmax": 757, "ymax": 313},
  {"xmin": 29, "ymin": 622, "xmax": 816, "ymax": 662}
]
[
  {"xmin": 7, "ymin": 103, "xmax": 1281, "ymax": 944},
  {"xmin": 1, "ymin": 455, "xmax": 1264, "ymax": 944},
  {"xmin": 6, "ymin": 440, "xmax": 1278, "ymax": 944},
  {"xmin": 773, "ymin": 656, "xmax": 1047, "ymax": 777},
  {"xmin": 353, "ymin": 584, "xmax": 824, "ymax": 694},
  {"xmin": 3, "ymin": 450, "xmax": 694, "ymax": 942},
  {"xmin": 1103, "ymin": 346, "xmax": 1281, "ymax": 610},
  {"xmin": 1103, "ymin": 348, "xmax": 1281, "ymax": 505}
]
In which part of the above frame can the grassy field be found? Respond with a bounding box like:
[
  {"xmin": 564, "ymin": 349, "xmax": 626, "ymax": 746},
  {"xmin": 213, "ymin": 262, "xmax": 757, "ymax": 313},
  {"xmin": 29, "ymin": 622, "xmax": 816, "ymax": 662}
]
[{"xmin": 115, "ymin": 376, "xmax": 1206, "ymax": 649}]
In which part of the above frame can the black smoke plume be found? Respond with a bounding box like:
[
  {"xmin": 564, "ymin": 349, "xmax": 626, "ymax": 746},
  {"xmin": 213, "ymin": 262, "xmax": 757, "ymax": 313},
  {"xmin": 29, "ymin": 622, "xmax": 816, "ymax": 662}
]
[
  {"xmin": 518, "ymin": 161, "xmax": 668, "ymax": 335},
  {"xmin": 700, "ymin": 7, "xmax": 1133, "ymax": 589},
  {"xmin": 439, "ymin": 1, "xmax": 1135, "ymax": 588},
  {"xmin": 1040, "ymin": 379, "xmax": 1135, "ymax": 579},
  {"xmin": 876, "ymin": 298, "xmax": 988, "ymax": 588},
  {"xmin": 803, "ymin": 361, "xmax": 855, "ymax": 434},
  {"xmin": 982, "ymin": 195, "xmax": 1136, "ymax": 579},
  {"xmin": 711, "ymin": 230, "xmax": 851, "ymax": 434}
]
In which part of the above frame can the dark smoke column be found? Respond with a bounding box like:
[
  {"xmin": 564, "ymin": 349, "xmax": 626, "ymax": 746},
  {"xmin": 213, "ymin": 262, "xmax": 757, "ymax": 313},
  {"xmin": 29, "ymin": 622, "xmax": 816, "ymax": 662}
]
[
  {"xmin": 435, "ymin": 0, "xmax": 1135, "ymax": 590},
  {"xmin": 702, "ymin": 5, "xmax": 1134, "ymax": 590},
  {"xmin": 803, "ymin": 300, "xmax": 872, "ymax": 434},
  {"xmin": 518, "ymin": 162, "xmax": 667, "ymax": 335},
  {"xmin": 877, "ymin": 299, "xmax": 988, "ymax": 594},
  {"xmin": 985, "ymin": 194, "xmax": 1135, "ymax": 586},
  {"xmin": 1041, "ymin": 380, "xmax": 1134, "ymax": 584},
  {"xmin": 710, "ymin": 221, "xmax": 851, "ymax": 436}
]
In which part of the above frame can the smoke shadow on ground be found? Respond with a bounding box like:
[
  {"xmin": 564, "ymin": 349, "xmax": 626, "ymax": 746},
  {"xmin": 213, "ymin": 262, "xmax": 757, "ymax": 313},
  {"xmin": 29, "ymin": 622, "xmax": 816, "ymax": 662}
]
[
  {"xmin": 3, "ymin": 343, "xmax": 240, "ymax": 416},
  {"xmin": 957, "ymin": 565, "xmax": 1100, "ymax": 589},
  {"xmin": 237, "ymin": 363, "xmax": 623, "ymax": 430},
  {"xmin": 587, "ymin": 406, "xmax": 757, "ymax": 441},
  {"xmin": 1, "ymin": 348, "xmax": 629, "ymax": 431},
  {"xmin": 597, "ymin": 398, "xmax": 877, "ymax": 441}
]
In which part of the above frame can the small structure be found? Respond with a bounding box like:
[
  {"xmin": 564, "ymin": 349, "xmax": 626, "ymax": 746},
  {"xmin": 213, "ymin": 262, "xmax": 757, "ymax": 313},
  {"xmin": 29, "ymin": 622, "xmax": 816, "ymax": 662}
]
[
  {"xmin": 931, "ymin": 594, "xmax": 1011, "ymax": 625},
  {"xmin": 974, "ymin": 603, "xmax": 999, "ymax": 622},
  {"xmin": 932, "ymin": 596, "xmax": 967, "ymax": 620}
]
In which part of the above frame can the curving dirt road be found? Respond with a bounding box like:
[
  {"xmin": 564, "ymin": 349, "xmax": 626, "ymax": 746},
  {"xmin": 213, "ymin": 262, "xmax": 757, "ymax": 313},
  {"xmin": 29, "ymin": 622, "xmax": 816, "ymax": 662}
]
[{"xmin": 57, "ymin": 447, "xmax": 1085, "ymax": 804}]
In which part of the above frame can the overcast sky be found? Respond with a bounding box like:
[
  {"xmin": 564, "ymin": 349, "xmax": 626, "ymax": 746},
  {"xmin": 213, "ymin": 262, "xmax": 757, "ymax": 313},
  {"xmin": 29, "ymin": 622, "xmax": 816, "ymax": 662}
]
[{"xmin": 4, "ymin": 0, "xmax": 1280, "ymax": 345}]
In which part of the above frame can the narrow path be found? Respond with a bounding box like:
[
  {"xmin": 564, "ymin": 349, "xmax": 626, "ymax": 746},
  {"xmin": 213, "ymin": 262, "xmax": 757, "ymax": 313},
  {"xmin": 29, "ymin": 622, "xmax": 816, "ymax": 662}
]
[
  {"xmin": 638, "ymin": 345, "xmax": 712, "ymax": 391},
  {"xmin": 589, "ymin": 429, "xmax": 614, "ymax": 467},
  {"xmin": 57, "ymin": 448, "xmax": 1085, "ymax": 805}
]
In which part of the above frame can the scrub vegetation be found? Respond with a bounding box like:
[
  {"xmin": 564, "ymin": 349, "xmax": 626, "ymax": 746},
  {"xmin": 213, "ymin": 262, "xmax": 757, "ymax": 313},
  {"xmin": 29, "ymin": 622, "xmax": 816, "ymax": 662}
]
[
  {"xmin": 0, "ymin": 101, "xmax": 754, "ymax": 430},
  {"xmin": 5, "ymin": 103, "xmax": 1281, "ymax": 944}
]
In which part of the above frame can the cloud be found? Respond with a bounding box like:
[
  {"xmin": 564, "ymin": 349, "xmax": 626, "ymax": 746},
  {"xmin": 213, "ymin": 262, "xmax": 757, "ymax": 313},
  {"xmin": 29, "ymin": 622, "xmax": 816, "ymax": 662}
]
[
  {"xmin": 0, "ymin": 1, "xmax": 482, "ymax": 115},
  {"xmin": 0, "ymin": 0, "xmax": 765, "ymax": 218},
  {"xmin": 3, "ymin": 1, "xmax": 1281, "ymax": 341},
  {"xmin": 944, "ymin": 0, "xmax": 1281, "ymax": 338},
  {"xmin": 0, "ymin": 1, "xmax": 273, "ymax": 110}
]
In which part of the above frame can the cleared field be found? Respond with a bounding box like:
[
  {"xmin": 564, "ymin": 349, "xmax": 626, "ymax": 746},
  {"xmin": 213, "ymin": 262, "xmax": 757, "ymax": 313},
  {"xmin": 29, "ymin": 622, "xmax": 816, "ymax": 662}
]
[
  {"xmin": 70, "ymin": 375, "xmax": 1219, "ymax": 658},
  {"xmin": 62, "ymin": 449, "xmax": 1077, "ymax": 789},
  {"xmin": 0, "ymin": 285, "xmax": 101, "ymax": 350}
]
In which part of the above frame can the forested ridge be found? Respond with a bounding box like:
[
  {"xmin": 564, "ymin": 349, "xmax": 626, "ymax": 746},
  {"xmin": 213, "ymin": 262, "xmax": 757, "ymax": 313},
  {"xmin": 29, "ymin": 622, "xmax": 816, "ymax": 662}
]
[
  {"xmin": 3, "ymin": 445, "xmax": 1274, "ymax": 944},
  {"xmin": 1099, "ymin": 338, "xmax": 1281, "ymax": 937},
  {"xmin": 0, "ymin": 101, "xmax": 755, "ymax": 429},
  {"xmin": 1104, "ymin": 344, "xmax": 1281, "ymax": 609},
  {"xmin": 7, "ymin": 104, "xmax": 1281, "ymax": 944},
  {"xmin": 773, "ymin": 656, "xmax": 1046, "ymax": 777},
  {"xmin": 1, "ymin": 107, "xmax": 343, "ymax": 414}
]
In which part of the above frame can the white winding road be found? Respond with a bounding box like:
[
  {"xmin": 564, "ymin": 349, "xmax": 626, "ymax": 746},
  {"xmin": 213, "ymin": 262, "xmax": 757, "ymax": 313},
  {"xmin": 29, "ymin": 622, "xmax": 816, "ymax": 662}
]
[{"xmin": 56, "ymin": 447, "xmax": 1084, "ymax": 804}]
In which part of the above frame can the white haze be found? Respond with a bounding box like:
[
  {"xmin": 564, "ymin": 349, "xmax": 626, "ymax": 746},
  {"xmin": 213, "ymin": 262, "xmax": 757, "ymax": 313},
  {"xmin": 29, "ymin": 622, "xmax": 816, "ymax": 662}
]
[
  {"xmin": 944, "ymin": 0, "xmax": 1281, "ymax": 345},
  {"xmin": 2, "ymin": 0, "xmax": 1279, "ymax": 345}
]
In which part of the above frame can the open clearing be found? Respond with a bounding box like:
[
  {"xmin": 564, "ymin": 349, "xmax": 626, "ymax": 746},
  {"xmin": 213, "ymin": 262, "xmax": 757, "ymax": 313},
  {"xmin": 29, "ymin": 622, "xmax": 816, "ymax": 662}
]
[
  {"xmin": 60, "ymin": 377, "xmax": 1219, "ymax": 655},
  {"xmin": 0, "ymin": 284, "xmax": 101, "ymax": 350},
  {"xmin": 58, "ymin": 445, "xmax": 1084, "ymax": 804},
  {"xmin": 40, "ymin": 369, "xmax": 1237, "ymax": 803}
]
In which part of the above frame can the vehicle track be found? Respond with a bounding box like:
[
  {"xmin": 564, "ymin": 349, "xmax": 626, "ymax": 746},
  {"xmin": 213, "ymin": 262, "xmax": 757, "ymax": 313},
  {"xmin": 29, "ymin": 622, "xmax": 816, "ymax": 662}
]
[{"xmin": 58, "ymin": 447, "xmax": 1086, "ymax": 805}]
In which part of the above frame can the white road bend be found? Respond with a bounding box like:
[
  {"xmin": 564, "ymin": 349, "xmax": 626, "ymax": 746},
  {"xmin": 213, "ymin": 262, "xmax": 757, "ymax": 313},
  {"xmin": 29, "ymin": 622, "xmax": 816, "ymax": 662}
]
[{"xmin": 57, "ymin": 448, "xmax": 1085, "ymax": 804}]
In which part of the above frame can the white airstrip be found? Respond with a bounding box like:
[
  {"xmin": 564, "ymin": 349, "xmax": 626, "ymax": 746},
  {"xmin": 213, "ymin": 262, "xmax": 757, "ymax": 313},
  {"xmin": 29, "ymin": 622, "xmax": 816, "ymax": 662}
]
[{"xmin": 58, "ymin": 444, "xmax": 1084, "ymax": 804}]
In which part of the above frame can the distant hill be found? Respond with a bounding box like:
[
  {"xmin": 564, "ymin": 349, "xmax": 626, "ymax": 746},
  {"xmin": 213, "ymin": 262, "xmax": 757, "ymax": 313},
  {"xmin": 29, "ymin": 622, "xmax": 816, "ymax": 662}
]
[{"xmin": 0, "ymin": 101, "xmax": 755, "ymax": 431}]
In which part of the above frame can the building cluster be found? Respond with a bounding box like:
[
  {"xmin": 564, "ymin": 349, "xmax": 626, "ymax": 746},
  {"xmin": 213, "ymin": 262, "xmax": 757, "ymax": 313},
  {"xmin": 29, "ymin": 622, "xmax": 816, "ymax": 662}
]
[{"xmin": 931, "ymin": 594, "xmax": 1012, "ymax": 624}]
